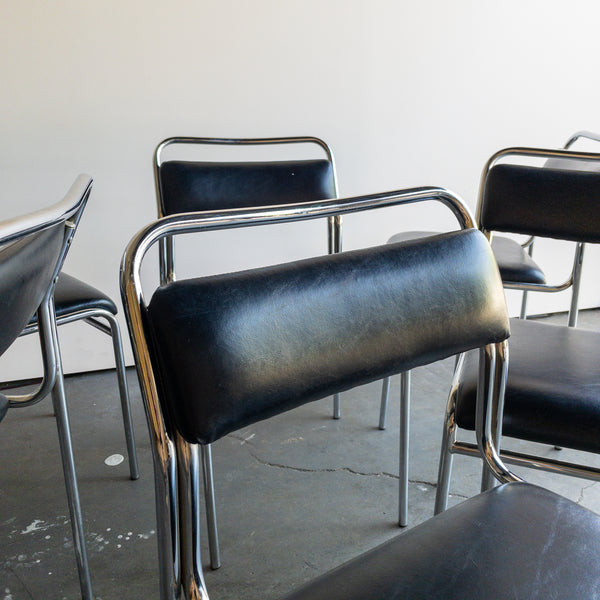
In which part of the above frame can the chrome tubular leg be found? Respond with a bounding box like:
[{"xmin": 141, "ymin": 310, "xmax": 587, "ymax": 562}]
[
  {"xmin": 434, "ymin": 354, "xmax": 464, "ymax": 515},
  {"xmin": 398, "ymin": 371, "xmax": 410, "ymax": 527},
  {"xmin": 178, "ymin": 439, "xmax": 209, "ymax": 600},
  {"xmin": 379, "ymin": 376, "xmax": 391, "ymax": 430},
  {"xmin": 48, "ymin": 310, "xmax": 93, "ymax": 600},
  {"xmin": 152, "ymin": 436, "xmax": 180, "ymax": 600},
  {"xmin": 568, "ymin": 243, "xmax": 585, "ymax": 328},
  {"xmin": 434, "ymin": 425, "xmax": 455, "ymax": 515},
  {"xmin": 519, "ymin": 290, "xmax": 529, "ymax": 320},
  {"xmin": 106, "ymin": 313, "xmax": 139, "ymax": 480},
  {"xmin": 328, "ymin": 215, "xmax": 343, "ymax": 420},
  {"xmin": 332, "ymin": 393, "xmax": 341, "ymax": 420},
  {"xmin": 201, "ymin": 444, "xmax": 221, "ymax": 570}
]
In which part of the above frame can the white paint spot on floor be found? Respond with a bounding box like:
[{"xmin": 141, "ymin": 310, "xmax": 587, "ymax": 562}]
[
  {"xmin": 4, "ymin": 587, "xmax": 13, "ymax": 600},
  {"xmin": 104, "ymin": 454, "xmax": 124, "ymax": 467},
  {"xmin": 21, "ymin": 520, "xmax": 46, "ymax": 534}
]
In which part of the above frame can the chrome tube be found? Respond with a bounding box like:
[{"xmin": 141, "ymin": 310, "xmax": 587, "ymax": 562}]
[
  {"xmin": 47, "ymin": 295, "xmax": 93, "ymax": 600},
  {"xmin": 475, "ymin": 342, "xmax": 521, "ymax": 485},
  {"xmin": 434, "ymin": 353, "xmax": 464, "ymax": 514},
  {"xmin": 398, "ymin": 371, "xmax": 410, "ymax": 527},
  {"xmin": 177, "ymin": 437, "xmax": 209, "ymax": 600},
  {"xmin": 568, "ymin": 243, "xmax": 585, "ymax": 327},
  {"xmin": 378, "ymin": 376, "xmax": 391, "ymax": 430}
]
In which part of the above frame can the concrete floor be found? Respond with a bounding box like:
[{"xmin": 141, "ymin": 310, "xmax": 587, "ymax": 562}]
[{"xmin": 1, "ymin": 311, "xmax": 600, "ymax": 600}]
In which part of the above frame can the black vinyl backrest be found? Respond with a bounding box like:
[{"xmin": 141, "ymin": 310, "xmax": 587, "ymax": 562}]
[
  {"xmin": 158, "ymin": 159, "xmax": 336, "ymax": 216},
  {"xmin": 145, "ymin": 229, "xmax": 510, "ymax": 445},
  {"xmin": 0, "ymin": 225, "xmax": 64, "ymax": 357},
  {"xmin": 480, "ymin": 163, "xmax": 600, "ymax": 242}
]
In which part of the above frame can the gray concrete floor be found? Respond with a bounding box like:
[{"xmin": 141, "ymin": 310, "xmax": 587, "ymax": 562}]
[{"xmin": 1, "ymin": 311, "xmax": 600, "ymax": 599}]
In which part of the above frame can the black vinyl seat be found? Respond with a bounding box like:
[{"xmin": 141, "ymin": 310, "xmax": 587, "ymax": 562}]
[
  {"xmin": 49, "ymin": 273, "xmax": 118, "ymax": 317},
  {"xmin": 387, "ymin": 230, "xmax": 547, "ymax": 285},
  {"xmin": 283, "ymin": 483, "xmax": 600, "ymax": 600},
  {"xmin": 0, "ymin": 176, "xmax": 97, "ymax": 599},
  {"xmin": 122, "ymin": 186, "xmax": 600, "ymax": 599},
  {"xmin": 435, "ymin": 146, "xmax": 600, "ymax": 513}
]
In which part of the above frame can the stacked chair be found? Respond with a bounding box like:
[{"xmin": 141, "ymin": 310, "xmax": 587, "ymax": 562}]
[
  {"xmin": 381, "ymin": 132, "xmax": 600, "ymax": 525},
  {"xmin": 0, "ymin": 176, "xmax": 95, "ymax": 599},
  {"xmin": 121, "ymin": 186, "xmax": 600, "ymax": 600},
  {"xmin": 153, "ymin": 136, "xmax": 340, "ymax": 568},
  {"xmin": 436, "ymin": 144, "xmax": 600, "ymax": 510}
]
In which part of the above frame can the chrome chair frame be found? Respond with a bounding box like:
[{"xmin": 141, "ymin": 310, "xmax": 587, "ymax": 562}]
[
  {"xmin": 14, "ymin": 303, "xmax": 139, "ymax": 480},
  {"xmin": 153, "ymin": 136, "xmax": 341, "ymax": 568},
  {"xmin": 380, "ymin": 136, "xmax": 600, "ymax": 524},
  {"xmin": 435, "ymin": 145, "xmax": 600, "ymax": 514},
  {"xmin": 121, "ymin": 186, "xmax": 481, "ymax": 600},
  {"xmin": 1, "ymin": 175, "xmax": 96, "ymax": 599}
]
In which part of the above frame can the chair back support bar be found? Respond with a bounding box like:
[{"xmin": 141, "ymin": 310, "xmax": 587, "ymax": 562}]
[
  {"xmin": 158, "ymin": 160, "xmax": 336, "ymax": 216},
  {"xmin": 482, "ymin": 164, "xmax": 600, "ymax": 242},
  {"xmin": 146, "ymin": 229, "xmax": 509, "ymax": 445},
  {"xmin": 0, "ymin": 175, "xmax": 92, "ymax": 359}
]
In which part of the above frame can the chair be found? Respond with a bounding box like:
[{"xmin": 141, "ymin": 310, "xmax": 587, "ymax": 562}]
[
  {"xmin": 380, "ymin": 133, "xmax": 600, "ymax": 525},
  {"xmin": 11, "ymin": 273, "xmax": 140, "ymax": 480},
  {"xmin": 121, "ymin": 188, "xmax": 600, "ymax": 600},
  {"xmin": 0, "ymin": 175, "xmax": 95, "ymax": 599},
  {"xmin": 153, "ymin": 135, "xmax": 340, "ymax": 568},
  {"xmin": 435, "ymin": 145, "xmax": 600, "ymax": 513}
]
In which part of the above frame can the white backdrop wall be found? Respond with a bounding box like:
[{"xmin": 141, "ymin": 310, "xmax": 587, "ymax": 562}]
[{"xmin": 1, "ymin": 0, "xmax": 600, "ymax": 378}]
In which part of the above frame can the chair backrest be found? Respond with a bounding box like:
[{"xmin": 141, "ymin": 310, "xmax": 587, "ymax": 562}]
[
  {"xmin": 0, "ymin": 175, "xmax": 92, "ymax": 358},
  {"xmin": 154, "ymin": 136, "xmax": 337, "ymax": 217},
  {"xmin": 478, "ymin": 148, "xmax": 600, "ymax": 243},
  {"xmin": 153, "ymin": 137, "xmax": 339, "ymax": 285},
  {"xmin": 145, "ymin": 229, "xmax": 509, "ymax": 445}
]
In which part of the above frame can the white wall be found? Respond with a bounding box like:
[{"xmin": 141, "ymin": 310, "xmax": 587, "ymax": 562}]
[{"xmin": 1, "ymin": 0, "xmax": 600, "ymax": 378}]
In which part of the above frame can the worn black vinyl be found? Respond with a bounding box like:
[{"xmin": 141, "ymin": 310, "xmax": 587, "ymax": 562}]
[
  {"xmin": 27, "ymin": 272, "xmax": 117, "ymax": 324},
  {"xmin": 488, "ymin": 236, "xmax": 546, "ymax": 284},
  {"xmin": 282, "ymin": 483, "xmax": 600, "ymax": 600},
  {"xmin": 145, "ymin": 229, "xmax": 509, "ymax": 445},
  {"xmin": 0, "ymin": 226, "xmax": 64, "ymax": 358},
  {"xmin": 0, "ymin": 392, "xmax": 7, "ymax": 422},
  {"xmin": 387, "ymin": 231, "xmax": 546, "ymax": 285},
  {"xmin": 158, "ymin": 159, "xmax": 336, "ymax": 215},
  {"xmin": 481, "ymin": 164, "xmax": 600, "ymax": 242},
  {"xmin": 455, "ymin": 318, "xmax": 600, "ymax": 453}
]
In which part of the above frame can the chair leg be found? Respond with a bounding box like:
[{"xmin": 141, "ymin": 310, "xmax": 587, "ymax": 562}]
[
  {"xmin": 332, "ymin": 392, "xmax": 341, "ymax": 419},
  {"xmin": 434, "ymin": 355, "xmax": 464, "ymax": 515},
  {"xmin": 519, "ymin": 290, "xmax": 529, "ymax": 320},
  {"xmin": 49, "ymin": 326, "xmax": 94, "ymax": 599},
  {"xmin": 104, "ymin": 313, "xmax": 139, "ymax": 480},
  {"xmin": 201, "ymin": 444, "xmax": 221, "ymax": 570},
  {"xmin": 398, "ymin": 371, "xmax": 410, "ymax": 527},
  {"xmin": 379, "ymin": 376, "xmax": 391, "ymax": 430}
]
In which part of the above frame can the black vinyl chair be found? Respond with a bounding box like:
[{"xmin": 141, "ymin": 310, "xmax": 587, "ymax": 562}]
[
  {"xmin": 12, "ymin": 273, "xmax": 140, "ymax": 480},
  {"xmin": 435, "ymin": 145, "xmax": 600, "ymax": 513},
  {"xmin": 153, "ymin": 135, "xmax": 340, "ymax": 568},
  {"xmin": 121, "ymin": 188, "xmax": 600, "ymax": 600},
  {"xmin": 0, "ymin": 176, "xmax": 96, "ymax": 599},
  {"xmin": 380, "ymin": 133, "xmax": 600, "ymax": 525}
]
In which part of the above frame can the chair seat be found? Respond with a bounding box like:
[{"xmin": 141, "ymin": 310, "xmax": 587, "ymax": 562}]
[
  {"xmin": 0, "ymin": 392, "xmax": 8, "ymax": 422},
  {"xmin": 28, "ymin": 272, "xmax": 117, "ymax": 324},
  {"xmin": 455, "ymin": 318, "xmax": 600, "ymax": 453},
  {"xmin": 283, "ymin": 483, "xmax": 600, "ymax": 600},
  {"xmin": 489, "ymin": 235, "xmax": 546, "ymax": 284},
  {"xmin": 388, "ymin": 231, "xmax": 546, "ymax": 285}
]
